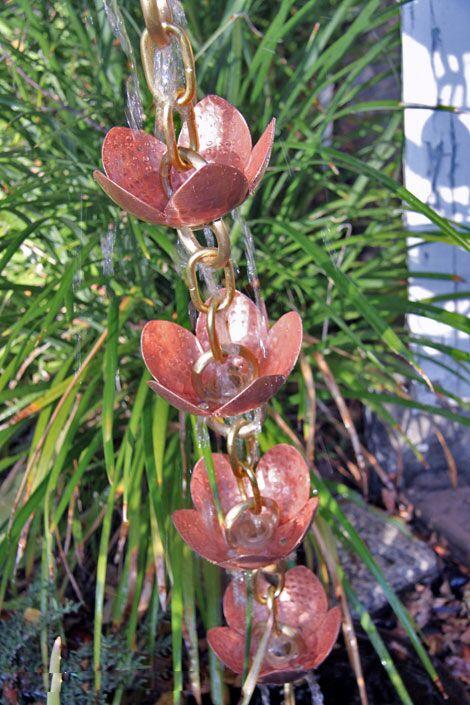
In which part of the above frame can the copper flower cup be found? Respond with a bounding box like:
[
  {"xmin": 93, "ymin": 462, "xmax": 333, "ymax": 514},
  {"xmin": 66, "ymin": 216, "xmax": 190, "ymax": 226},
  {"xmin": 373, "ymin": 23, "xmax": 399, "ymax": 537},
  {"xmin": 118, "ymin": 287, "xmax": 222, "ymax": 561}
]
[
  {"xmin": 141, "ymin": 291, "xmax": 302, "ymax": 417},
  {"xmin": 94, "ymin": 95, "xmax": 275, "ymax": 227},
  {"xmin": 208, "ymin": 566, "xmax": 341, "ymax": 683},
  {"xmin": 172, "ymin": 445, "xmax": 318, "ymax": 569}
]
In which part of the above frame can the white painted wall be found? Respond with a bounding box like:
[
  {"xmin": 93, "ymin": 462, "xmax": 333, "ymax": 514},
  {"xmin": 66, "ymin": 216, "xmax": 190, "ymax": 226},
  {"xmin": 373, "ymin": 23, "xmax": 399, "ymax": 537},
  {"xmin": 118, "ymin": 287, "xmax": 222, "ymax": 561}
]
[{"xmin": 401, "ymin": 0, "xmax": 470, "ymax": 401}]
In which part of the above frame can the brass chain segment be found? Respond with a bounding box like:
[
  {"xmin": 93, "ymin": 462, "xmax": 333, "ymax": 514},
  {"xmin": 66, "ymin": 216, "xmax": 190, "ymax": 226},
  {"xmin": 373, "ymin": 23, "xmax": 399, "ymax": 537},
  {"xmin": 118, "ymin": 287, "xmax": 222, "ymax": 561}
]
[
  {"xmin": 187, "ymin": 248, "xmax": 235, "ymax": 314},
  {"xmin": 177, "ymin": 220, "xmax": 232, "ymax": 266},
  {"xmin": 253, "ymin": 564, "xmax": 286, "ymax": 634},
  {"xmin": 140, "ymin": 1, "xmax": 198, "ymax": 172},
  {"xmin": 206, "ymin": 415, "xmax": 263, "ymax": 439},
  {"xmin": 140, "ymin": 0, "xmax": 173, "ymax": 49},
  {"xmin": 227, "ymin": 419, "xmax": 262, "ymax": 514}
]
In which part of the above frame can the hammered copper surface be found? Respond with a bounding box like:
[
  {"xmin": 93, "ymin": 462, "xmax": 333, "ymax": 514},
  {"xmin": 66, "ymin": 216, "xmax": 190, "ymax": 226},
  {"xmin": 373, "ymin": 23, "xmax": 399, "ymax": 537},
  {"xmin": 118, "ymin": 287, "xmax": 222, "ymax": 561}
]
[
  {"xmin": 261, "ymin": 311, "xmax": 303, "ymax": 377},
  {"xmin": 246, "ymin": 118, "xmax": 276, "ymax": 193},
  {"xmin": 93, "ymin": 171, "xmax": 167, "ymax": 224},
  {"xmin": 256, "ymin": 444, "xmax": 310, "ymax": 522},
  {"xmin": 141, "ymin": 320, "xmax": 202, "ymax": 402},
  {"xmin": 94, "ymin": 96, "xmax": 275, "ymax": 227},
  {"xmin": 102, "ymin": 127, "xmax": 167, "ymax": 210},
  {"xmin": 171, "ymin": 509, "xmax": 228, "ymax": 563},
  {"xmin": 191, "ymin": 453, "xmax": 244, "ymax": 515},
  {"xmin": 179, "ymin": 95, "xmax": 252, "ymax": 171},
  {"xmin": 208, "ymin": 566, "xmax": 341, "ymax": 680},
  {"xmin": 171, "ymin": 450, "xmax": 316, "ymax": 569},
  {"xmin": 196, "ymin": 291, "xmax": 269, "ymax": 364},
  {"xmin": 207, "ymin": 627, "xmax": 245, "ymax": 674},
  {"xmin": 141, "ymin": 291, "xmax": 303, "ymax": 417},
  {"xmin": 164, "ymin": 163, "xmax": 248, "ymax": 227}
]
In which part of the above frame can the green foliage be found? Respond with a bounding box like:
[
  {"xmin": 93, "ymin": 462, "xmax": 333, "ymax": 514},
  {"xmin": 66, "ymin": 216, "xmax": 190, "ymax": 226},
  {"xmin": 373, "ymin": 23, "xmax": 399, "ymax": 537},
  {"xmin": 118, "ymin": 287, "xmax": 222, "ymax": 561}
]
[{"xmin": 0, "ymin": 0, "xmax": 468, "ymax": 703}]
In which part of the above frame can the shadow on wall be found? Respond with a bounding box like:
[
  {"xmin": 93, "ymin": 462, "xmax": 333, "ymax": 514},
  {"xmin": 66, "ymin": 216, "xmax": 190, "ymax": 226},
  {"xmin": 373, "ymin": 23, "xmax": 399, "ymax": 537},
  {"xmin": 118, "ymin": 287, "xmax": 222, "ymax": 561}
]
[
  {"xmin": 401, "ymin": 0, "xmax": 470, "ymax": 401},
  {"xmin": 402, "ymin": 0, "xmax": 470, "ymax": 225}
]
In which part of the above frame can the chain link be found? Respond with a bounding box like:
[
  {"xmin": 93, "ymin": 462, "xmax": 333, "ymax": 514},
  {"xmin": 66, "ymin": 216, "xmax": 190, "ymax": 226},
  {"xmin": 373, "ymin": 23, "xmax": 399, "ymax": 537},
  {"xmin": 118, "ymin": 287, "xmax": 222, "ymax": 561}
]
[
  {"xmin": 140, "ymin": 1, "xmax": 198, "ymax": 173},
  {"xmin": 253, "ymin": 563, "xmax": 286, "ymax": 634},
  {"xmin": 140, "ymin": 0, "xmax": 173, "ymax": 49},
  {"xmin": 227, "ymin": 419, "xmax": 262, "ymax": 514},
  {"xmin": 187, "ymin": 249, "xmax": 235, "ymax": 314}
]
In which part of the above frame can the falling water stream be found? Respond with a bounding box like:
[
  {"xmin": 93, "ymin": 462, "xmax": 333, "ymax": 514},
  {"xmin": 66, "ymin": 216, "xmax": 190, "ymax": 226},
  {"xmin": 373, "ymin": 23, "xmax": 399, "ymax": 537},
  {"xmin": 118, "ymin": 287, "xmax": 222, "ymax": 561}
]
[
  {"xmin": 100, "ymin": 223, "xmax": 116, "ymax": 277},
  {"xmin": 260, "ymin": 684, "xmax": 272, "ymax": 705},
  {"xmin": 305, "ymin": 673, "xmax": 325, "ymax": 705},
  {"xmin": 233, "ymin": 208, "xmax": 268, "ymax": 356},
  {"xmin": 102, "ymin": 0, "xmax": 144, "ymax": 130}
]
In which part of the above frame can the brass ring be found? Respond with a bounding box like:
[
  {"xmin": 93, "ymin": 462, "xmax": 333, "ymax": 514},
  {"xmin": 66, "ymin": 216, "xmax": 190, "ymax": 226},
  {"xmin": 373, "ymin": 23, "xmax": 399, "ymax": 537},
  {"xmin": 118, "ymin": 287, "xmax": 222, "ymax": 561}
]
[
  {"xmin": 192, "ymin": 344, "xmax": 259, "ymax": 386},
  {"xmin": 177, "ymin": 220, "xmax": 231, "ymax": 268},
  {"xmin": 206, "ymin": 415, "xmax": 263, "ymax": 439},
  {"xmin": 140, "ymin": 21, "xmax": 196, "ymax": 107},
  {"xmin": 241, "ymin": 464, "xmax": 263, "ymax": 514},
  {"xmin": 207, "ymin": 294, "xmax": 225, "ymax": 363},
  {"xmin": 161, "ymin": 105, "xmax": 204, "ymax": 176},
  {"xmin": 187, "ymin": 249, "xmax": 235, "ymax": 313},
  {"xmin": 160, "ymin": 146, "xmax": 207, "ymax": 197},
  {"xmin": 160, "ymin": 22, "xmax": 196, "ymax": 107},
  {"xmin": 227, "ymin": 418, "xmax": 255, "ymax": 479},
  {"xmin": 224, "ymin": 496, "xmax": 279, "ymax": 541},
  {"xmin": 140, "ymin": 0, "xmax": 173, "ymax": 49},
  {"xmin": 254, "ymin": 569, "xmax": 285, "ymax": 605}
]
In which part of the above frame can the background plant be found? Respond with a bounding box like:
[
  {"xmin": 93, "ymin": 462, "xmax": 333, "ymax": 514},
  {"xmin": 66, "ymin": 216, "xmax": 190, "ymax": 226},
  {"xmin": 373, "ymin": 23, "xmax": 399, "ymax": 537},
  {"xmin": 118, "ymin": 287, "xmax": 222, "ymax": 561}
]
[{"xmin": 0, "ymin": 0, "xmax": 468, "ymax": 704}]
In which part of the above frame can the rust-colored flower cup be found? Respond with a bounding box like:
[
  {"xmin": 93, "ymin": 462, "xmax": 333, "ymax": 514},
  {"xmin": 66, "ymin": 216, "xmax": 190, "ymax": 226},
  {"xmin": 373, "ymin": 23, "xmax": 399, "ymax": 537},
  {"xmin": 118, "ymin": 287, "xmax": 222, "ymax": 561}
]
[
  {"xmin": 94, "ymin": 95, "xmax": 275, "ymax": 227},
  {"xmin": 172, "ymin": 445, "xmax": 317, "ymax": 569},
  {"xmin": 141, "ymin": 291, "xmax": 302, "ymax": 417},
  {"xmin": 208, "ymin": 566, "xmax": 341, "ymax": 683}
]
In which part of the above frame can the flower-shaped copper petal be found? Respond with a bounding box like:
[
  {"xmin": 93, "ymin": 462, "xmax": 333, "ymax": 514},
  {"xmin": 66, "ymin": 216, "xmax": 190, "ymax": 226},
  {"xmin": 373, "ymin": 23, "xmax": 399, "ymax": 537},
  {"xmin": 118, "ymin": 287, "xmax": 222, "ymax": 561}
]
[
  {"xmin": 94, "ymin": 96, "xmax": 275, "ymax": 227},
  {"xmin": 178, "ymin": 95, "xmax": 253, "ymax": 172},
  {"xmin": 178, "ymin": 95, "xmax": 275, "ymax": 192},
  {"xmin": 208, "ymin": 566, "xmax": 341, "ymax": 682},
  {"xmin": 94, "ymin": 126, "xmax": 248, "ymax": 228},
  {"xmin": 172, "ymin": 448, "xmax": 317, "ymax": 569},
  {"xmin": 141, "ymin": 291, "xmax": 303, "ymax": 417}
]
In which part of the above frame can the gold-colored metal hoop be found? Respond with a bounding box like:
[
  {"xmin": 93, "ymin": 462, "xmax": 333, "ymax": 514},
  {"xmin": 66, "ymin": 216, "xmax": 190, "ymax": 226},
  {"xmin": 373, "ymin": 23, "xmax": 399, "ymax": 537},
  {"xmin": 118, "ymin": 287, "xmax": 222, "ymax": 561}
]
[
  {"xmin": 160, "ymin": 146, "xmax": 206, "ymax": 198},
  {"xmin": 207, "ymin": 416, "xmax": 263, "ymax": 439},
  {"xmin": 141, "ymin": 29, "xmax": 167, "ymax": 102},
  {"xmin": 241, "ymin": 463, "xmax": 263, "ymax": 514},
  {"xmin": 254, "ymin": 568, "xmax": 285, "ymax": 605},
  {"xmin": 177, "ymin": 220, "xmax": 231, "ymax": 268},
  {"xmin": 140, "ymin": 21, "xmax": 196, "ymax": 106},
  {"xmin": 160, "ymin": 22, "xmax": 196, "ymax": 107},
  {"xmin": 192, "ymin": 344, "xmax": 258, "ymax": 385},
  {"xmin": 224, "ymin": 495, "xmax": 278, "ymax": 539},
  {"xmin": 227, "ymin": 418, "xmax": 254, "ymax": 478},
  {"xmin": 160, "ymin": 105, "xmax": 202, "ymax": 174},
  {"xmin": 206, "ymin": 294, "xmax": 225, "ymax": 362},
  {"xmin": 187, "ymin": 249, "xmax": 235, "ymax": 313},
  {"xmin": 140, "ymin": 0, "xmax": 173, "ymax": 49}
]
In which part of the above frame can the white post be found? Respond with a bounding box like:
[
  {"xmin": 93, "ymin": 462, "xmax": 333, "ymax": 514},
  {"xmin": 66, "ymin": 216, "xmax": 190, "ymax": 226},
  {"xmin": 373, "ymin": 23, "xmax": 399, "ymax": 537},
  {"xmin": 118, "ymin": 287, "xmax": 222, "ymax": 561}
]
[{"xmin": 401, "ymin": 0, "xmax": 469, "ymax": 403}]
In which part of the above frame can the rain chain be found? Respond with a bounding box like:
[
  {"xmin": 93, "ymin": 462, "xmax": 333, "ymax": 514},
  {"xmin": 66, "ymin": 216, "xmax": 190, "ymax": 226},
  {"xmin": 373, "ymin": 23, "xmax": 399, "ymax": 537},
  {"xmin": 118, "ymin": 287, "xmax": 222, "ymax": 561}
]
[{"xmin": 94, "ymin": 0, "xmax": 340, "ymax": 686}]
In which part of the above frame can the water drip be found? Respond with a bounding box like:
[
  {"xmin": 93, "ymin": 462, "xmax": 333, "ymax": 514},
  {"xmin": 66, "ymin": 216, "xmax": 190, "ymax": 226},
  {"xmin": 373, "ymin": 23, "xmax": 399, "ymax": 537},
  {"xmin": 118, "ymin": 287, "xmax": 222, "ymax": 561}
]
[
  {"xmin": 125, "ymin": 74, "xmax": 144, "ymax": 131},
  {"xmin": 102, "ymin": 0, "xmax": 144, "ymax": 130},
  {"xmin": 259, "ymin": 685, "xmax": 272, "ymax": 705},
  {"xmin": 152, "ymin": 0, "xmax": 188, "ymax": 138},
  {"xmin": 196, "ymin": 416, "xmax": 210, "ymax": 451},
  {"xmin": 232, "ymin": 209, "xmax": 268, "ymax": 356},
  {"xmin": 201, "ymin": 225, "xmax": 218, "ymax": 295},
  {"xmin": 153, "ymin": 39, "xmax": 184, "ymax": 105},
  {"xmin": 100, "ymin": 223, "xmax": 116, "ymax": 276},
  {"xmin": 305, "ymin": 673, "xmax": 324, "ymax": 705},
  {"xmin": 72, "ymin": 256, "xmax": 83, "ymax": 374},
  {"xmin": 169, "ymin": 0, "xmax": 187, "ymax": 26}
]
